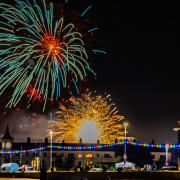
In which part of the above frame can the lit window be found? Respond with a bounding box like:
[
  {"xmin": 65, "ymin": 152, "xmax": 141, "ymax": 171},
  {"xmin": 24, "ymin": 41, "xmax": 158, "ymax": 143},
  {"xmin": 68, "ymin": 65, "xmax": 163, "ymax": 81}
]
[
  {"xmin": 31, "ymin": 160, "xmax": 37, "ymax": 167},
  {"xmin": 78, "ymin": 154, "xmax": 82, "ymax": 158},
  {"xmin": 85, "ymin": 154, "xmax": 93, "ymax": 158},
  {"xmin": 104, "ymin": 154, "xmax": 110, "ymax": 158}
]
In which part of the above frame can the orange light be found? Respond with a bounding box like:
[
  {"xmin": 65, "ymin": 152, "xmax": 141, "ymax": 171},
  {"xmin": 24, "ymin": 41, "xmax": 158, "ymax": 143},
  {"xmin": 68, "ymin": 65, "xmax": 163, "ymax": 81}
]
[
  {"xmin": 85, "ymin": 154, "xmax": 93, "ymax": 158},
  {"xmin": 78, "ymin": 154, "xmax": 82, "ymax": 158},
  {"xmin": 41, "ymin": 35, "xmax": 60, "ymax": 57}
]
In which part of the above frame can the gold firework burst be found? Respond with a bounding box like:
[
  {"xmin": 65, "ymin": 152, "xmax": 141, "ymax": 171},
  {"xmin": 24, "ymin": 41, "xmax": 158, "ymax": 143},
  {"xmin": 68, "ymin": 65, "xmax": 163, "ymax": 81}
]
[{"xmin": 48, "ymin": 90, "xmax": 125, "ymax": 143}]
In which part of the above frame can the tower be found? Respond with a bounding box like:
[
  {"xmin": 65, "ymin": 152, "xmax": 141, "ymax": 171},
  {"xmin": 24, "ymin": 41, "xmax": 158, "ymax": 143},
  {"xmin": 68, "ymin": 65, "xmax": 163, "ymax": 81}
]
[{"xmin": 1, "ymin": 125, "xmax": 13, "ymax": 163}]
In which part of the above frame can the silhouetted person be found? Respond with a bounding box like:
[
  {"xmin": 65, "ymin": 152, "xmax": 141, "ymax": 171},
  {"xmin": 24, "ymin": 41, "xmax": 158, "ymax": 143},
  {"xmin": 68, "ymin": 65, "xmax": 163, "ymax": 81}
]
[
  {"xmin": 22, "ymin": 166, "xmax": 25, "ymax": 173},
  {"xmin": 40, "ymin": 161, "xmax": 47, "ymax": 180},
  {"xmin": 80, "ymin": 165, "xmax": 84, "ymax": 172},
  {"xmin": 102, "ymin": 164, "xmax": 108, "ymax": 172},
  {"xmin": 85, "ymin": 165, "xmax": 89, "ymax": 172}
]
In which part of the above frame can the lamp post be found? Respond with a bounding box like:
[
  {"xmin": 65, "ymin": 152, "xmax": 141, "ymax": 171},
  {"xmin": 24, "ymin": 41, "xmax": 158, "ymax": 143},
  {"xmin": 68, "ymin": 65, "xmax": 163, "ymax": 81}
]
[
  {"xmin": 123, "ymin": 122, "xmax": 128, "ymax": 161},
  {"xmin": 165, "ymin": 144, "xmax": 169, "ymax": 166},
  {"xmin": 173, "ymin": 121, "xmax": 180, "ymax": 170},
  {"xmin": 49, "ymin": 131, "xmax": 53, "ymax": 171},
  {"xmin": 20, "ymin": 145, "xmax": 22, "ymax": 166}
]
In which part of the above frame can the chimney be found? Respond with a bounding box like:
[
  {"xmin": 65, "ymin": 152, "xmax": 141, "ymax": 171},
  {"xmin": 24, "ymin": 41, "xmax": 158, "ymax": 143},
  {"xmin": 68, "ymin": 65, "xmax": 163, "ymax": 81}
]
[
  {"xmin": 27, "ymin": 137, "xmax": 31, "ymax": 143},
  {"xmin": 45, "ymin": 137, "xmax": 48, "ymax": 144},
  {"xmin": 79, "ymin": 138, "xmax": 82, "ymax": 144}
]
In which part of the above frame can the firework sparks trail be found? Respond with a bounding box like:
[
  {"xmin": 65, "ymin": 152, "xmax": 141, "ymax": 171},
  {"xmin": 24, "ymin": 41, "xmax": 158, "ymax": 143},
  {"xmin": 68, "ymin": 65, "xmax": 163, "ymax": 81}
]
[
  {"xmin": 0, "ymin": 0, "xmax": 95, "ymax": 111},
  {"xmin": 48, "ymin": 90, "xmax": 125, "ymax": 144}
]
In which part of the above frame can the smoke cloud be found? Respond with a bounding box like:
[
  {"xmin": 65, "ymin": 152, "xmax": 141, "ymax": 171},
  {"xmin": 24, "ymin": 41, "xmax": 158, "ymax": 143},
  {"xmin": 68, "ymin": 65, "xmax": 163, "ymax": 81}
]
[{"xmin": 0, "ymin": 110, "xmax": 52, "ymax": 142}]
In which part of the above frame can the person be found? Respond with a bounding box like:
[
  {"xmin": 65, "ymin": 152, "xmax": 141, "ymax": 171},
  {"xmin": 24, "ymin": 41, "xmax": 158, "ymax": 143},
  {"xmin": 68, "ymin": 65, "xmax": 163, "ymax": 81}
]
[
  {"xmin": 144, "ymin": 164, "xmax": 151, "ymax": 172},
  {"xmin": 80, "ymin": 165, "xmax": 84, "ymax": 172},
  {"xmin": 102, "ymin": 164, "xmax": 108, "ymax": 172},
  {"xmin": 85, "ymin": 165, "xmax": 89, "ymax": 172},
  {"xmin": 22, "ymin": 166, "xmax": 25, "ymax": 173},
  {"xmin": 51, "ymin": 166, "xmax": 54, "ymax": 172},
  {"xmin": 40, "ymin": 161, "xmax": 47, "ymax": 180},
  {"xmin": 77, "ymin": 161, "xmax": 84, "ymax": 172},
  {"xmin": 152, "ymin": 162, "xmax": 157, "ymax": 171}
]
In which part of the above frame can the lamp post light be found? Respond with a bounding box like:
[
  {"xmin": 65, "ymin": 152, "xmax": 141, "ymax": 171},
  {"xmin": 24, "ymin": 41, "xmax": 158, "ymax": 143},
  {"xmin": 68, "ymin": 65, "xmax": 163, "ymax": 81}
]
[
  {"xmin": 123, "ymin": 122, "xmax": 128, "ymax": 161},
  {"xmin": 49, "ymin": 131, "xmax": 53, "ymax": 171}
]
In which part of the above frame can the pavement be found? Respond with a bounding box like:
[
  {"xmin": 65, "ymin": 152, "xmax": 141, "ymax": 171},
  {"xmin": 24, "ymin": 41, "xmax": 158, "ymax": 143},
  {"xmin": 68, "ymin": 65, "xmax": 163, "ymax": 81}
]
[{"xmin": 0, "ymin": 179, "xmax": 39, "ymax": 180}]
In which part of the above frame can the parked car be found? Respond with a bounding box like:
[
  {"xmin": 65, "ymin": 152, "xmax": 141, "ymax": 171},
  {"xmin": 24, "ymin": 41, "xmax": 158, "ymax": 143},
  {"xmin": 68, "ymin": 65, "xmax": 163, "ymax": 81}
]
[
  {"xmin": 115, "ymin": 161, "xmax": 136, "ymax": 170},
  {"xmin": 19, "ymin": 165, "xmax": 35, "ymax": 172},
  {"xmin": 0, "ymin": 163, "xmax": 19, "ymax": 172},
  {"xmin": 88, "ymin": 167, "xmax": 103, "ymax": 172},
  {"xmin": 161, "ymin": 165, "xmax": 178, "ymax": 171}
]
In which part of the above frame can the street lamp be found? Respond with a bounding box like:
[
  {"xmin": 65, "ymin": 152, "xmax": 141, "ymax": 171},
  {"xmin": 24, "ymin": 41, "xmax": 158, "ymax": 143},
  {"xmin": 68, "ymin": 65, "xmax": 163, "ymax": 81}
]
[
  {"xmin": 173, "ymin": 121, "xmax": 180, "ymax": 170},
  {"xmin": 165, "ymin": 144, "xmax": 169, "ymax": 166},
  {"xmin": 49, "ymin": 131, "xmax": 53, "ymax": 171},
  {"xmin": 123, "ymin": 122, "xmax": 128, "ymax": 161}
]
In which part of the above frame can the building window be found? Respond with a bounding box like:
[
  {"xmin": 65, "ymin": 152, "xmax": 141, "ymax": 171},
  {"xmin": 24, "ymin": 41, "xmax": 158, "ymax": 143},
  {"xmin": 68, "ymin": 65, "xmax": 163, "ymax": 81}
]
[
  {"xmin": 26, "ymin": 152, "xmax": 29, "ymax": 157},
  {"xmin": 33, "ymin": 152, "xmax": 39, "ymax": 157},
  {"xmin": 31, "ymin": 159, "xmax": 37, "ymax": 168},
  {"xmin": 78, "ymin": 154, "xmax": 82, "ymax": 158},
  {"xmin": 97, "ymin": 154, "xmax": 99, "ymax": 158},
  {"xmin": 85, "ymin": 154, "xmax": 93, "ymax": 158},
  {"xmin": 52, "ymin": 153, "xmax": 57, "ymax": 157},
  {"xmin": 31, "ymin": 158, "xmax": 40, "ymax": 169},
  {"xmin": 16, "ymin": 153, "xmax": 20, "ymax": 157},
  {"xmin": 61, "ymin": 153, "xmax": 64, "ymax": 157},
  {"xmin": 160, "ymin": 155, "xmax": 166, "ymax": 161},
  {"xmin": 104, "ymin": 154, "xmax": 110, "ymax": 158},
  {"xmin": 43, "ymin": 153, "xmax": 47, "ymax": 157},
  {"xmin": 68, "ymin": 153, "xmax": 74, "ymax": 159}
]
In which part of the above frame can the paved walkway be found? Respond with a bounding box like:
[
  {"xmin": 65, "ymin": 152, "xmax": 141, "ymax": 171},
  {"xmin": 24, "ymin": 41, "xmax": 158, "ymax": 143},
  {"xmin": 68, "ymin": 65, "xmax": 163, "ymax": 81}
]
[{"xmin": 0, "ymin": 179, "xmax": 39, "ymax": 180}]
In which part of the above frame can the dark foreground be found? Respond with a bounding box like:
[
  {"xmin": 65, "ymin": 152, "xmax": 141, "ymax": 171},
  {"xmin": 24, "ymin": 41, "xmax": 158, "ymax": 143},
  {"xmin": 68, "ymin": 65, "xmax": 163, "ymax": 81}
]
[{"xmin": 0, "ymin": 171, "xmax": 180, "ymax": 180}]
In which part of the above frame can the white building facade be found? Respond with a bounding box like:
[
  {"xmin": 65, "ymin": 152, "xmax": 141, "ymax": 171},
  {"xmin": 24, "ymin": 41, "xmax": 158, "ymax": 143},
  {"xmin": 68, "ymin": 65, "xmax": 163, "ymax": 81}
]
[{"xmin": 0, "ymin": 125, "xmax": 121, "ymax": 170}]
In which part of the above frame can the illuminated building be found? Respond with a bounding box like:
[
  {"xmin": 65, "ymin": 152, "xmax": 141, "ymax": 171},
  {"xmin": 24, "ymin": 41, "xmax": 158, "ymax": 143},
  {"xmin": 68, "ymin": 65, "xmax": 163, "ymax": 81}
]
[{"xmin": 0, "ymin": 125, "xmax": 121, "ymax": 170}]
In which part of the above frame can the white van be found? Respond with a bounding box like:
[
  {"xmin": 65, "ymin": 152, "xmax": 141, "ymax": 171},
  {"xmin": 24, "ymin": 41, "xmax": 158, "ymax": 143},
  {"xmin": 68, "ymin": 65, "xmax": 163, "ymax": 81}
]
[
  {"xmin": 115, "ymin": 161, "xmax": 136, "ymax": 171},
  {"xmin": 0, "ymin": 163, "xmax": 19, "ymax": 172}
]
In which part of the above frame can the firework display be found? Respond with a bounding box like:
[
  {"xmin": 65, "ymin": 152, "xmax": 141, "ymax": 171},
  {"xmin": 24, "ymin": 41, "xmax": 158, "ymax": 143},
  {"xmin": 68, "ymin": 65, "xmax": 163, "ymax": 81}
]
[
  {"xmin": 48, "ymin": 91, "xmax": 125, "ymax": 144},
  {"xmin": 0, "ymin": 0, "xmax": 94, "ymax": 111}
]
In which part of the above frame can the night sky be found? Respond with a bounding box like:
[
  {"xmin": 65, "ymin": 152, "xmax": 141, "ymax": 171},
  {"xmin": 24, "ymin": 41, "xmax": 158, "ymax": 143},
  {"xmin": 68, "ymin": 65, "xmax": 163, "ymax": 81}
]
[
  {"xmin": 0, "ymin": 1, "xmax": 179, "ymax": 144},
  {"xmin": 92, "ymin": 3, "xmax": 179, "ymax": 143}
]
